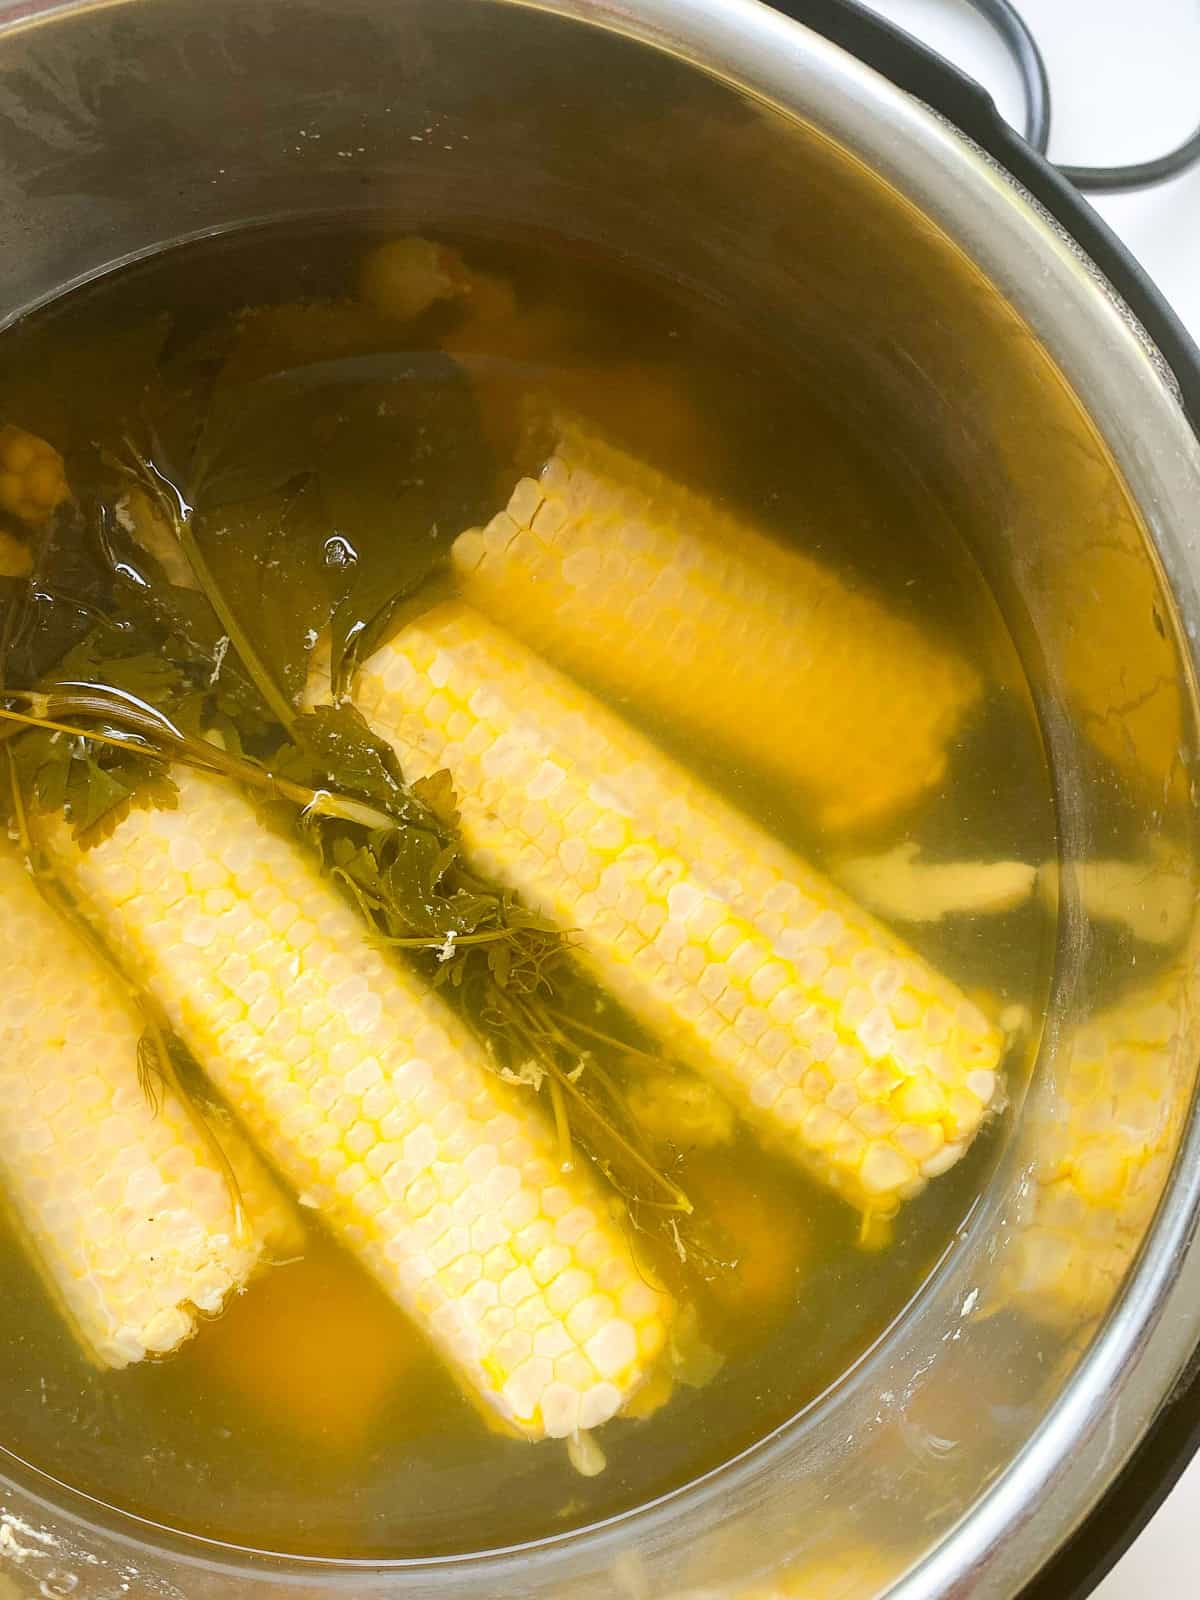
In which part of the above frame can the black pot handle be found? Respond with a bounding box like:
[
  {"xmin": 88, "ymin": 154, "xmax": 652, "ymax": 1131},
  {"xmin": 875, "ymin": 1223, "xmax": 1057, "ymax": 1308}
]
[{"xmin": 905, "ymin": 0, "xmax": 1200, "ymax": 193}]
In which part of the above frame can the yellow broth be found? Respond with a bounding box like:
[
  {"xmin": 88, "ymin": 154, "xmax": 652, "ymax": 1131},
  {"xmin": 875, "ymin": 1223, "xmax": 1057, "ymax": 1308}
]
[{"xmin": 0, "ymin": 223, "xmax": 1055, "ymax": 1557}]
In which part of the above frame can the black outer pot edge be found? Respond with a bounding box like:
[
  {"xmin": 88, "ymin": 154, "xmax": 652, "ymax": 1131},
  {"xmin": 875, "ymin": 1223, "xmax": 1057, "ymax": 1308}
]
[{"xmin": 769, "ymin": 3, "xmax": 1200, "ymax": 1596}]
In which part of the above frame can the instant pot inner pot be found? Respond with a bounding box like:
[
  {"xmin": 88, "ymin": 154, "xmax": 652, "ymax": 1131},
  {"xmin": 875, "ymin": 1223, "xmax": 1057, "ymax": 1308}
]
[{"xmin": 1, "ymin": 2, "xmax": 1197, "ymax": 1597}]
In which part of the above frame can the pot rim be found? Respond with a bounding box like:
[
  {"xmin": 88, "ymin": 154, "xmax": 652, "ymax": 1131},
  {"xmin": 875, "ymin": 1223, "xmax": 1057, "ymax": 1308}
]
[{"xmin": 1, "ymin": 1, "xmax": 1199, "ymax": 1593}]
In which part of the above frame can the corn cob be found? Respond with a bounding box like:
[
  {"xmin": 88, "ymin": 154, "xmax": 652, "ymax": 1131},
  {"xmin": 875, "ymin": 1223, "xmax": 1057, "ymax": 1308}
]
[
  {"xmin": 1005, "ymin": 977, "xmax": 1186, "ymax": 1330},
  {"xmin": 326, "ymin": 601, "xmax": 1004, "ymax": 1223},
  {"xmin": 452, "ymin": 423, "xmax": 980, "ymax": 832},
  {"xmin": 0, "ymin": 845, "xmax": 295, "ymax": 1368},
  {"xmin": 44, "ymin": 770, "xmax": 671, "ymax": 1440}
]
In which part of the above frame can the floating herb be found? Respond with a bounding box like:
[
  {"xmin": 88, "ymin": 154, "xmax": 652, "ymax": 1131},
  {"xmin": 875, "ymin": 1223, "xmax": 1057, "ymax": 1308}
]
[
  {"xmin": 0, "ymin": 300, "xmax": 693, "ymax": 1253},
  {"xmin": 0, "ymin": 686, "xmax": 692, "ymax": 1230}
]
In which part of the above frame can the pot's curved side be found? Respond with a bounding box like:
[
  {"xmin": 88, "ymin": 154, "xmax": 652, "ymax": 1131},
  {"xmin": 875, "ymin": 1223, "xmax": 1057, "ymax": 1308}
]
[
  {"xmin": 0, "ymin": 3, "xmax": 1197, "ymax": 1598},
  {"xmin": 749, "ymin": 7, "xmax": 1200, "ymax": 1600},
  {"xmin": 792, "ymin": 7, "xmax": 1200, "ymax": 1591}
]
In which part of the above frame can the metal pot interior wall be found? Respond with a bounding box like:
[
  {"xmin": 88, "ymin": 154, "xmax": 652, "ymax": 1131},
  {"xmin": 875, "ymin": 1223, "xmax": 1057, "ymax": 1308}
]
[{"xmin": 0, "ymin": 2, "xmax": 1198, "ymax": 1597}]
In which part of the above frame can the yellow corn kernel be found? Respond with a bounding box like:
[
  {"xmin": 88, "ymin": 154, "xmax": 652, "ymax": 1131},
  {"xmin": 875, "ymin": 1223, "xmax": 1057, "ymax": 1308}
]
[
  {"xmin": 0, "ymin": 424, "xmax": 69, "ymax": 525},
  {"xmin": 327, "ymin": 601, "xmax": 1004, "ymax": 1222},
  {"xmin": 0, "ymin": 847, "xmax": 292, "ymax": 1368},
  {"xmin": 1005, "ymin": 977, "xmax": 1187, "ymax": 1330},
  {"xmin": 45, "ymin": 771, "xmax": 671, "ymax": 1440},
  {"xmin": 452, "ymin": 423, "xmax": 980, "ymax": 831}
]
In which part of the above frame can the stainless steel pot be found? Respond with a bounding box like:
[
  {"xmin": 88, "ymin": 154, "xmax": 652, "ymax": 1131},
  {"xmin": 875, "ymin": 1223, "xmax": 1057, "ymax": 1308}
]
[{"xmin": 1, "ymin": 2, "xmax": 1198, "ymax": 1596}]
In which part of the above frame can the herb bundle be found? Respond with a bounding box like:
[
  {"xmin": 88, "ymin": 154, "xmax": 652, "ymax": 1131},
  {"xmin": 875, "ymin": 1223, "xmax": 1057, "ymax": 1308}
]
[{"xmin": 0, "ymin": 302, "xmax": 692, "ymax": 1251}]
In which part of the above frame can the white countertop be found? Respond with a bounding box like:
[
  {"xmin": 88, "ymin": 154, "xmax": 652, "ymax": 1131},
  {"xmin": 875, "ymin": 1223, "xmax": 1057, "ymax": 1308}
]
[{"xmin": 862, "ymin": 1, "xmax": 1200, "ymax": 1593}]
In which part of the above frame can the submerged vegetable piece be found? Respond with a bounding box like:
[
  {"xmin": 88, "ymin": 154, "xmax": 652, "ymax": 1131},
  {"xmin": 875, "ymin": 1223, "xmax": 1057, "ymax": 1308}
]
[
  {"xmin": 0, "ymin": 846, "xmax": 293, "ymax": 1368},
  {"xmin": 324, "ymin": 601, "xmax": 1004, "ymax": 1224},
  {"xmin": 45, "ymin": 770, "xmax": 672, "ymax": 1440},
  {"xmin": 685, "ymin": 1156, "xmax": 810, "ymax": 1325},
  {"xmin": 0, "ymin": 527, "xmax": 31, "ymax": 578},
  {"xmin": 451, "ymin": 423, "xmax": 981, "ymax": 831},
  {"xmin": 1037, "ymin": 845, "xmax": 1193, "ymax": 948},
  {"xmin": 430, "ymin": 255, "xmax": 725, "ymax": 481},
  {"xmin": 358, "ymin": 237, "xmax": 470, "ymax": 324},
  {"xmin": 191, "ymin": 1243, "xmax": 417, "ymax": 1449},
  {"xmin": 0, "ymin": 424, "xmax": 69, "ymax": 526},
  {"xmin": 1005, "ymin": 975, "xmax": 1188, "ymax": 1331},
  {"xmin": 627, "ymin": 1069, "xmax": 737, "ymax": 1152},
  {"xmin": 832, "ymin": 843, "xmax": 1036, "ymax": 924}
]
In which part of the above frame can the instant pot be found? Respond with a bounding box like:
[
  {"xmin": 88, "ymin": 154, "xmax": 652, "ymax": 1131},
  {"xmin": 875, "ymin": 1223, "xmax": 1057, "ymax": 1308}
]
[{"xmin": 1, "ymin": 1, "xmax": 1198, "ymax": 1596}]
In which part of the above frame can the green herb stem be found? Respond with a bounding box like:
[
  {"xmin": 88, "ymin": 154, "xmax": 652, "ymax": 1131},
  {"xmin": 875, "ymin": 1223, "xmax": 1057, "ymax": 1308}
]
[
  {"xmin": 374, "ymin": 928, "xmax": 511, "ymax": 950},
  {"xmin": 547, "ymin": 1073, "xmax": 574, "ymax": 1175},
  {"xmin": 115, "ymin": 441, "xmax": 299, "ymax": 734},
  {"xmin": 544, "ymin": 1007, "xmax": 671, "ymax": 1071},
  {"xmin": 0, "ymin": 698, "xmax": 397, "ymax": 834},
  {"xmin": 495, "ymin": 988, "xmax": 691, "ymax": 1215}
]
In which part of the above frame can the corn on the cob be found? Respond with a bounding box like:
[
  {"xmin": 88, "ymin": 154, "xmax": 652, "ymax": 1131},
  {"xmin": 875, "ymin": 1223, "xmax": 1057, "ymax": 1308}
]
[
  {"xmin": 0, "ymin": 846, "xmax": 294, "ymax": 1368},
  {"xmin": 1006, "ymin": 977, "xmax": 1186, "ymax": 1330},
  {"xmin": 452, "ymin": 423, "xmax": 980, "ymax": 831},
  {"xmin": 328, "ymin": 601, "xmax": 1004, "ymax": 1222},
  {"xmin": 45, "ymin": 770, "xmax": 671, "ymax": 1440}
]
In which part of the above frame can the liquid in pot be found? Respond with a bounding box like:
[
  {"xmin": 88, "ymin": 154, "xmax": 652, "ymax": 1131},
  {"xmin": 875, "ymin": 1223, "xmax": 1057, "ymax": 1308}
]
[{"xmin": 0, "ymin": 223, "xmax": 1054, "ymax": 1558}]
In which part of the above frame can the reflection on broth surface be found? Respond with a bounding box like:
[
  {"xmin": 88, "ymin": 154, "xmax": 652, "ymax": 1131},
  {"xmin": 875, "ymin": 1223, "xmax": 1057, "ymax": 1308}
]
[{"xmin": 0, "ymin": 223, "xmax": 1054, "ymax": 1559}]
